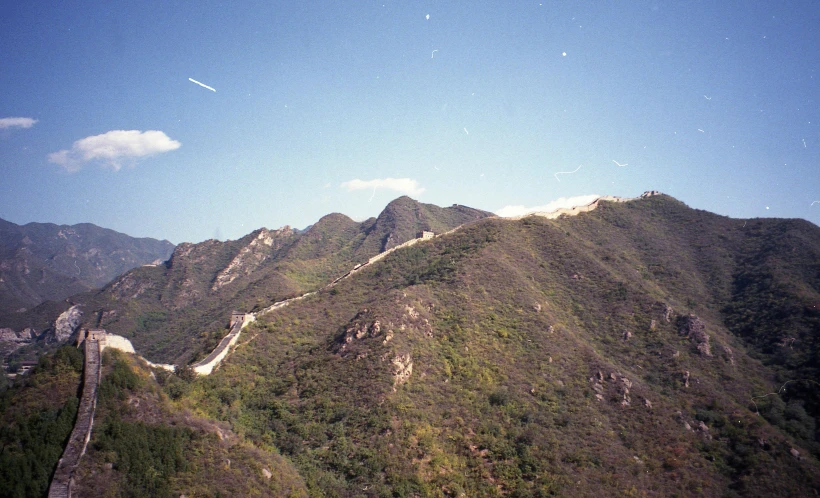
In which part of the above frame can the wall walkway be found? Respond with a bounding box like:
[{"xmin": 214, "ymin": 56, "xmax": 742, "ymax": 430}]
[{"xmin": 47, "ymin": 339, "xmax": 101, "ymax": 498}]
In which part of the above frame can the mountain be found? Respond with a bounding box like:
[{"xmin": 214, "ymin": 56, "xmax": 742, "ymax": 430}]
[
  {"xmin": 1, "ymin": 198, "xmax": 493, "ymax": 365},
  {"xmin": 2, "ymin": 194, "xmax": 820, "ymax": 497},
  {"xmin": 0, "ymin": 218, "xmax": 175, "ymax": 319}
]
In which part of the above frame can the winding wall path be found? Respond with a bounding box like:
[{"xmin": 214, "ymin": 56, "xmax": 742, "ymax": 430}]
[
  {"xmin": 47, "ymin": 191, "xmax": 661, "ymax": 494},
  {"xmin": 48, "ymin": 339, "xmax": 101, "ymax": 498},
  {"xmin": 192, "ymin": 192, "xmax": 662, "ymax": 375}
]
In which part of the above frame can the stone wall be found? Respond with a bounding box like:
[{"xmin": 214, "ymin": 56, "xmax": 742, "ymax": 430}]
[
  {"xmin": 48, "ymin": 339, "xmax": 102, "ymax": 498},
  {"xmin": 191, "ymin": 314, "xmax": 255, "ymax": 376},
  {"xmin": 503, "ymin": 192, "xmax": 660, "ymax": 222}
]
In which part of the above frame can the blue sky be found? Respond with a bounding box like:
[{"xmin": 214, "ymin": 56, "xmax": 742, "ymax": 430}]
[{"xmin": 1, "ymin": 1, "xmax": 818, "ymax": 243}]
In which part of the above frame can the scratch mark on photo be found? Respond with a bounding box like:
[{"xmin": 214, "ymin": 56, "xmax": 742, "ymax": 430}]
[
  {"xmin": 189, "ymin": 78, "xmax": 216, "ymax": 92},
  {"xmin": 554, "ymin": 164, "xmax": 582, "ymax": 182}
]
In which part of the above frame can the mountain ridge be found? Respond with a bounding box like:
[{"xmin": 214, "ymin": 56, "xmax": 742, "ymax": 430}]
[
  {"xmin": 1, "ymin": 198, "xmax": 494, "ymax": 365},
  {"xmin": 0, "ymin": 218, "xmax": 174, "ymax": 333}
]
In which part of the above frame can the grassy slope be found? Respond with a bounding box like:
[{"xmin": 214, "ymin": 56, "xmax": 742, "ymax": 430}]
[
  {"xmin": 175, "ymin": 195, "xmax": 820, "ymax": 496},
  {"xmin": 71, "ymin": 350, "xmax": 308, "ymax": 497},
  {"xmin": 4, "ymin": 195, "xmax": 819, "ymax": 497},
  {"xmin": 10, "ymin": 198, "xmax": 493, "ymax": 366}
]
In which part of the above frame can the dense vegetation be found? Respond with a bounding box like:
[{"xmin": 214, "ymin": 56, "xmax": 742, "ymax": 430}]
[
  {"xmin": 173, "ymin": 196, "xmax": 820, "ymax": 496},
  {"xmin": 0, "ymin": 346, "xmax": 83, "ymax": 498},
  {"xmin": 72, "ymin": 350, "xmax": 309, "ymax": 497},
  {"xmin": 2, "ymin": 195, "xmax": 819, "ymax": 496}
]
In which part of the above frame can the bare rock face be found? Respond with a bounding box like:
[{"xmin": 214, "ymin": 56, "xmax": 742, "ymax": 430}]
[
  {"xmin": 722, "ymin": 345, "xmax": 735, "ymax": 365},
  {"xmin": 697, "ymin": 421, "xmax": 711, "ymax": 439},
  {"xmin": 211, "ymin": 227, "xmax": 293, "ymax": 291},
  {"xmin": 336, "ymin": 309, "xmax": 384, "ymax": 354},
  {"xmin": 400, "ymin": 304, "xmax": 433, "ymax": 338},
  {"xmin": 679, "ymin": 314, "xmax": 711, "ymax": 357},
  {"xmin": 392, "ymin": 353, "xmax": 413, "ymax": 390},
  {"xmin": 0, "ymin": 327, "xmax": 37, "ymax": 343},
  {"xmin": 663, "ymin": 304, "xmax": 674, "ymax": 323},
  {"xmin": 49, "ymin": 305, "xmax": 83, "ymax": 343}
]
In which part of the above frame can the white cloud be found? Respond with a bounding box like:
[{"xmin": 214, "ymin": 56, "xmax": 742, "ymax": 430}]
[
  {"xmin": 495, "ymin": 194, "xmax": 601, "ymax": 218},
  {"xmin": 48, "ymin": 130, "xmax": 181, "ymax": 172},
  {"xmin": 0, "ymin": 117, "xmax": 37, "ymax": 129},
  {"xmin": 340, "ymin": 178, "xmax": 425, "ymax": 197}
]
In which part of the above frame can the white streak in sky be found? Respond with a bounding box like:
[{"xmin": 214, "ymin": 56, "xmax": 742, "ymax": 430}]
[
  {"xmin": 704, "ymin": 95, "xmax": 712, "ymax": 100},
  {"xmin": 698, "ymin": 129, "xmax": 704, "ymax": 133},
  {"xmin": 612, "ymin": 160, "xmax": 627, "ymax": 167},
  {"xmin": 553, "ymin": 164, "xmax": 582, "ymax": 182},
  {"xmin": 803, "ymin": 139, "xmax": 807, "ymax": 148},
  {"xmin": 811, "ymin": 201, "xmax": 819, "ymax": 206},
  {"xmin": 464, "ymin": 127, "xmax": 469, "ymax": 135},
  {"xmin": 189, "ymin": 78, "xmax": 216, "ymax": 92},
  {"xmin": 431, "ymin": 49, "xmax": 438, "ymax": 58}
]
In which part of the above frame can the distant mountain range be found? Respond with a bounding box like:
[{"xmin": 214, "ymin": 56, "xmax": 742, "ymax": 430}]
[
  {"xmin": 0, "ymin": 218, "xmax": 174, "ymax": 318},
  {"xmin": 0, "ymin": 197, "xmax": 492, "ymax": 364},
  {"xmin": 2, "ymin": 194, "xmax": 819, "ymax": 496}
]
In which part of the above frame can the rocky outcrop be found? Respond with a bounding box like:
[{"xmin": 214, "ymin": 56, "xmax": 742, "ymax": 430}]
[
  {"xmin": 0, "ymin": 327, "xmax": 38, "ymax": 356},
  {"xmin": 663, "ymin": 304, "xmax": 674, "ymax": 323},
  {"xmin": 336, "ymin": 309, "xmax": 385, "ymax": 354},
  {"xmin": 391, "ymin": 353, "xmax": 413, "ymax": 390},
  {"xmin": 211, "ymin": 227, "xmax": 293, "ymax": 291},
  {"xmin": 0, "ymin": 327, "xmax": 37, "ymax": 343},
  {"xmin": 678, "ymin": 314, "xmax": 711, "ymax": 357},
  {"xmin": 49, "ymin": 305, "xmax": 83, "ymax": 343}
]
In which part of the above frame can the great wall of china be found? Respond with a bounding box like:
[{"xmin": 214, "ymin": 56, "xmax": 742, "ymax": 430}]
[
  {"xmin": 47, "ymin": 333, "xmax": 102, "ymax": 498},
  {"xmin": 48, "ymin": 191, "xmax": 660, "ymax": 495}
]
